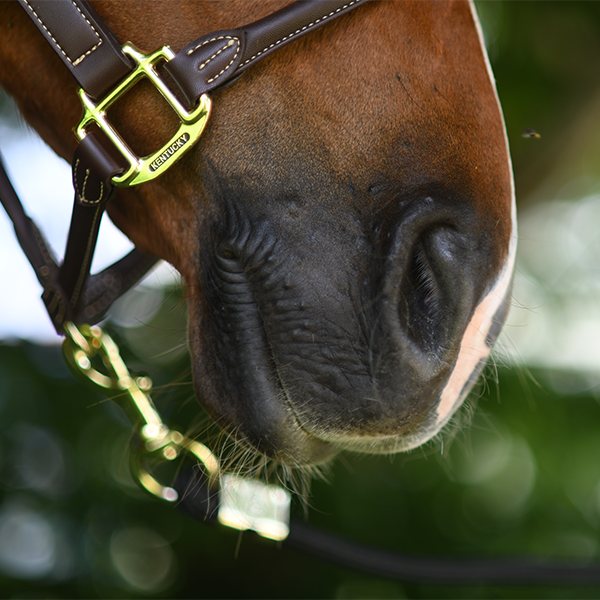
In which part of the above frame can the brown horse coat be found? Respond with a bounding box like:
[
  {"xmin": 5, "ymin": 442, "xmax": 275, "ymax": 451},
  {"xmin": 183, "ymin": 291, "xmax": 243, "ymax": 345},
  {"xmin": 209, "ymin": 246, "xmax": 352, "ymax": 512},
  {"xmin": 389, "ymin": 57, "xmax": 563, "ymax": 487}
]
[{"xmin": 0, "ymin": 1, "xmax": 515, "ymax": 465}]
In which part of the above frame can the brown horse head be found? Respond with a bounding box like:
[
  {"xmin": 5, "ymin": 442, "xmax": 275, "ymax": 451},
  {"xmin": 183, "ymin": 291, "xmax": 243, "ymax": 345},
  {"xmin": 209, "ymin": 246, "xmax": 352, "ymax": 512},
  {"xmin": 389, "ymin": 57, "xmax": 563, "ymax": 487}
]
[{"xmin": 0, "ymin": 1, "xmax": 515, "ymax": 466}]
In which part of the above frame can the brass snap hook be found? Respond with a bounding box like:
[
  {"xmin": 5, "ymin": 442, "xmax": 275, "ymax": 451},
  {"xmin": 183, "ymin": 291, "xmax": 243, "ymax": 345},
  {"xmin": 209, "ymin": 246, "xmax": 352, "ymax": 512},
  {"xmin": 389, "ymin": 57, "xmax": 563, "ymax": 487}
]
[
  {"xmin": 62, "ymin": 322, "xmax": 220, "ymax": 501},
  {"xmin": 62, "ymin": 321, "xmax": 290, "ymax": 539}
]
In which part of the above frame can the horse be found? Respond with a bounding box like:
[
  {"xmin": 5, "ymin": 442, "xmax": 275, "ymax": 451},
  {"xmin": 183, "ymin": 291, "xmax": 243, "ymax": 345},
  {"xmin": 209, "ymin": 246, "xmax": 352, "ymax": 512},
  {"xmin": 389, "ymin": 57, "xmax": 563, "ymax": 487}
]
[{"xmin": 0, "ymin": 0, "xmax": 516, "ymax": 469}]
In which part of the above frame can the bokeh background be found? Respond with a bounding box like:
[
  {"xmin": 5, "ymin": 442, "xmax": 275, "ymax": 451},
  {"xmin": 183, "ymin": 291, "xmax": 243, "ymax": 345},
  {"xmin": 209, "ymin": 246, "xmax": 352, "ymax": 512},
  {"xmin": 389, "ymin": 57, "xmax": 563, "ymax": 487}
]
[{"xmin": 3, "ymin": 1, "xmax": 600, "ymax": 598}]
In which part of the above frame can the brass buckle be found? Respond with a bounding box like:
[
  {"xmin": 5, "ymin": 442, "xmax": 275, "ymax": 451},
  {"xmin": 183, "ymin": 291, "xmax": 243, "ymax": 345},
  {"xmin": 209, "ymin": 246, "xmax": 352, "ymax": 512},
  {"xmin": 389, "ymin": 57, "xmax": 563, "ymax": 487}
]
[{"xmin": 74, "ymin": 44, "xmax": 211, "ymax": 188}]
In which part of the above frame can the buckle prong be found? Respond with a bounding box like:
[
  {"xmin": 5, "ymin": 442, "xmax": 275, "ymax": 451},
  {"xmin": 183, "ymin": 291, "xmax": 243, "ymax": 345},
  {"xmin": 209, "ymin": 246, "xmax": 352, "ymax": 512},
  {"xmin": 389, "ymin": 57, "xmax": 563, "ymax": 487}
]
[{"xmin": 74, "ymin": 43, "xmax": 211, "ymax": 187}]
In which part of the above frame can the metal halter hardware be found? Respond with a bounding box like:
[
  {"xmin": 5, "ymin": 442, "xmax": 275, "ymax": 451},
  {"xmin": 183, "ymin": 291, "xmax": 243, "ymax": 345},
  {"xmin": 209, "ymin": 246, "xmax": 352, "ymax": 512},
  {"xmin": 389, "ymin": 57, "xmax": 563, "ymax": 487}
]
[
  {"xmin": 62, "ymin": 323, "xmax": 220, "ymax": 500},
  {"xmin": 75, "ymin": 44, "xmax": 212, "ymax": 187},
  {"xmin": 63, "ymin": 323, "xmax": 291, "ymax": 541}
]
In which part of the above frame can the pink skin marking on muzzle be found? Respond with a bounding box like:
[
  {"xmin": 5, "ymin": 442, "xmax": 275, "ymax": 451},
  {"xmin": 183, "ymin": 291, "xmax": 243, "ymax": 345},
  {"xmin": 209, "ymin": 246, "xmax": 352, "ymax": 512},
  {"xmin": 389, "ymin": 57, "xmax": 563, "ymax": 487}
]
[
  {"xmin": 429, "ymin": 0, "xmax": 519, "ymax": 434},
  {"xmin": 435, "ymin": 244, "xmax": 515, "ymax": 428}
]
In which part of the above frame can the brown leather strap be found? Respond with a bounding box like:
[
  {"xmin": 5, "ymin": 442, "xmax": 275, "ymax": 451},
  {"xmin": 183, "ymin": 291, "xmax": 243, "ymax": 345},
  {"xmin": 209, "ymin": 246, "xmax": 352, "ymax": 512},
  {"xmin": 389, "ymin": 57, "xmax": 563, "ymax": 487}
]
[
  {"xmin": 17, "ymin": 0, "xmax": 132, "ymax": 99},
  {"xmin": 10, "ymin": 0, "xmax": 369, "ymax": 333},
  {"xmin": 76, "ymin": 249, "xmax": 158, "ymax": 325},
  {"xmin": 53, "ymin": 134, "xmax": 157, "ymax": 329},
  {"xmin": 58, "ymin": 134, "xmax": 121, "ymax": 315},
  {"xmin": 0, "ymin": 154, "xmax": 60, "ymax": 286},
  {"xmin": 0, "ymin": 148, "xmax": 158, "ymax": 332},
  {"xmin": 166, "ymin": 0, "xmax": 369, "ymax": 105},
  {"xmin": 19, "ymin": 0, "xmax": 369, "ymax": 105}
]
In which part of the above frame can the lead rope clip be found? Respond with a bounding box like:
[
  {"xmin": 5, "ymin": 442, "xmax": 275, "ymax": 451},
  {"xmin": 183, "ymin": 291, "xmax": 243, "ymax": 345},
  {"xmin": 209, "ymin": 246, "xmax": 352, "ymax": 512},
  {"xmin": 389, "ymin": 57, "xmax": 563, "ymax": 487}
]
[{"xmin": 62, "ymin": 321, "xmax": 290, "ymax": 540}]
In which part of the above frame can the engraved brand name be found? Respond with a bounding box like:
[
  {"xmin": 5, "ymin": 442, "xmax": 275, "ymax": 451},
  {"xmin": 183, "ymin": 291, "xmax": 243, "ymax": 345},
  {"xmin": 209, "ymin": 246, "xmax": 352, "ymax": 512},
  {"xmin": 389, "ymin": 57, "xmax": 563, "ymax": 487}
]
[{"xmin": 148, "ymin": 133, "xmax": 191, "ymax": 172}]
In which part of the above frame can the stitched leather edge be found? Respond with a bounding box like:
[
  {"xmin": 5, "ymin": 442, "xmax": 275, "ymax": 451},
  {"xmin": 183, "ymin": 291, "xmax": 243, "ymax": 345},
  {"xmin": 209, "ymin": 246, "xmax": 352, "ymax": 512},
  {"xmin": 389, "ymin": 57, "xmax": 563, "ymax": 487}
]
[
  {"xmin": 21, "ymin": 0, "xmax": 103, "ymax": 66},
  {"xmin": 240, "ymin": 0, "xmax": 362, "ymax": 68}
]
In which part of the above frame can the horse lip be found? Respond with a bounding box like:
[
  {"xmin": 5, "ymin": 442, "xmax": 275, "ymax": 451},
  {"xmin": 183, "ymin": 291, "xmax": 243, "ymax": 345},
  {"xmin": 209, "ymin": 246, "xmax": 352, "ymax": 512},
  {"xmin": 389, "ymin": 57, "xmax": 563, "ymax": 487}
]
[
  {"xmin": 310, "ymin": 427, "xmax": 438, "ymax": 455},
  {"xmin": 195, "ymin": 250, "xmax": 339, "ymax": 466},
  {"xmin": 193, "ymin": 334, "xmax": 339, "ymax": 466}
]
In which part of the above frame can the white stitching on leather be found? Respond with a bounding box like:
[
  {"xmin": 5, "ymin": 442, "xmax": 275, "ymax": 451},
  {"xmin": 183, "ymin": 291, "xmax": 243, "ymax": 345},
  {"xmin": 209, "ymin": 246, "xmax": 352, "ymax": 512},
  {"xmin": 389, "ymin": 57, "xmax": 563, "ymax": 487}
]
[
  {"xmin": 196, "ymin": 38, "xmax": 235, "ymax": 70},
  {"xmin": 74, "ymin": 160, "xmax": 104, "ymax": 205},
  {"xmin": 187, "ymin": 35, "xmax": 241, "ymax": 84},
  {"xmin": 240, "ymin": 0, "xmax": 360, "ymax": 67},
  {"xmin": 22, "ymin": 0, "xmax": 102, "ymax": 66}
]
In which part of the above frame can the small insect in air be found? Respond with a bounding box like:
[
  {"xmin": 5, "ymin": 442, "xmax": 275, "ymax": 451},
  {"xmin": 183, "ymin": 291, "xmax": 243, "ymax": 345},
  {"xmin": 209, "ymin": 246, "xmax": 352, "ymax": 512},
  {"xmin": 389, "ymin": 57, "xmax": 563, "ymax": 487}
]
[{"xmin": 522, "ymin": 128, "xmax": 541, "ymax": 139}]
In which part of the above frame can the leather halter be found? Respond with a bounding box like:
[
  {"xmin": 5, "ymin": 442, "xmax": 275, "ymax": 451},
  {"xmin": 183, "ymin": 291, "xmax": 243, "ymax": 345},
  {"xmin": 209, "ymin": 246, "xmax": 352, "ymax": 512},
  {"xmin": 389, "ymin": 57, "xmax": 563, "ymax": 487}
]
[{"xmin": 0, "ymin": 0, "xmax": 369, "ymax": 333}]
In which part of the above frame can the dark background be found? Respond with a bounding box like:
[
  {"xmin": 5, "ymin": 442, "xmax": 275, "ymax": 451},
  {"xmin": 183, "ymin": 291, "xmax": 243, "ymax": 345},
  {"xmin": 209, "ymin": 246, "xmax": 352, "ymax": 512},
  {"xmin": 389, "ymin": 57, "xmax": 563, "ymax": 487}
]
[{"xmin": 3, "ymin": 2, "xmax": 600, "ymax": 598}]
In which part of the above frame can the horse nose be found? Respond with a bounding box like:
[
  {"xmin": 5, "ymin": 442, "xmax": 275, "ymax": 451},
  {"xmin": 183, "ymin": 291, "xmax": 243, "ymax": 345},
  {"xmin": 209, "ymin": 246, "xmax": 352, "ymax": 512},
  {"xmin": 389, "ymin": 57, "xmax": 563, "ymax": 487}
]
[
  {"xmin": 306, "ymin": 215, "xmax": 488, "ymax": 452},
  {"xmin": 192, "ymin": 203, "xmax": 497, "ymax": 463}
]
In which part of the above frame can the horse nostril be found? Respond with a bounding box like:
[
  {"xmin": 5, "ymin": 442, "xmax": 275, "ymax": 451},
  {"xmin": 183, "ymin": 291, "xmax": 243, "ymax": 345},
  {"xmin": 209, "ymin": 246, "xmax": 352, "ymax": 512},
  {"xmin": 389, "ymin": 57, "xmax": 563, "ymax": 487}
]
[
  {"xmin": 408, "ymin": 238, "xmax": 440, "ymax": 321},
  {"xmin": 397, "ymin": 226, "xmax": 472, "ymax": 355},
  {"xmin": 398, "ymin": 236, "xmax": 440, "ymax": 351}
]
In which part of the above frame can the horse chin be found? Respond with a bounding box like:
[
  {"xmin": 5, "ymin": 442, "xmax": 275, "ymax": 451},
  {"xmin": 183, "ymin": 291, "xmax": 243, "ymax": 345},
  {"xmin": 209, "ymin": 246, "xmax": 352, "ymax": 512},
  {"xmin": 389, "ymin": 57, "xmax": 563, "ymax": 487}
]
[{"xmin": 317, "ymin": 429, "xmax": 439, "ymax": 456}]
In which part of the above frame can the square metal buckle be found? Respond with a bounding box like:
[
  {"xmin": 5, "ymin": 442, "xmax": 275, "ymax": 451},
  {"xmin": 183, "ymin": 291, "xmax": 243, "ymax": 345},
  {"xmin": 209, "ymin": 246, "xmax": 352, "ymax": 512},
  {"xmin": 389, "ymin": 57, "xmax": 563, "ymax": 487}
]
[{"xmin": 74, "ymin": 43, "xmax": 211, "ymax": 187}]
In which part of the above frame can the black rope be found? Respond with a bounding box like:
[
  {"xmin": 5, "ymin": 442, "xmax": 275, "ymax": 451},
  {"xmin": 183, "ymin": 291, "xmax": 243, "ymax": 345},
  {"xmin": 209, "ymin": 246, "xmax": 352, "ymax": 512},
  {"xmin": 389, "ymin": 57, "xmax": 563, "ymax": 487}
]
[
  {"xmin": 284, "ymin": 519, "xmax": 600, "ymax": 586},
  {"xmin": 172, "ymin": 468, "xmax": 600, "ymax": 586}
]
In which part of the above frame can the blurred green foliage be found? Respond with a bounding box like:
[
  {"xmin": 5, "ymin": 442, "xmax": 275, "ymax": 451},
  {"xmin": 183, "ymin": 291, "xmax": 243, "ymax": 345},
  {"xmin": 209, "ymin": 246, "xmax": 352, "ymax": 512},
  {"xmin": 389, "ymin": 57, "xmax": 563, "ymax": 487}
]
[
  {"xmin": 3, "ymin": 323, "xmax": 600, "ymax": 598},
  {"xmin": 3, "ymin": 1, "xmax": 600, "ymax": 599},
  {"xmin": 478, "ymin": 1, "xmax": 600, "ymax": 201}
]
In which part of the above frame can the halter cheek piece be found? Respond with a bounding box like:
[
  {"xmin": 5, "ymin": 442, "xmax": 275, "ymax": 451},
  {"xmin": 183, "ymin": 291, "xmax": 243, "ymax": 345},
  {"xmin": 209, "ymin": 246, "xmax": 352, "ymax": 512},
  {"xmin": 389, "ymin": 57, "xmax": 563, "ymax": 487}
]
[
  {"xmin": 3, "ymin": 0, "xmax": 600, "ymax": 586},
  {"xmin": 1, "ymin": 0, "xmax": 369, "ymax": 333}
]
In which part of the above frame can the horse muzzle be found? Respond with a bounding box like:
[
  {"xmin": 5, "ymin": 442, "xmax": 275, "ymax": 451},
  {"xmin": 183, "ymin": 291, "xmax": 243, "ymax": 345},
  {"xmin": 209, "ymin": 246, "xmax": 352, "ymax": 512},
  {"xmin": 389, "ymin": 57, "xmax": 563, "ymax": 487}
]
[{"xmin": 187, "ymin": 194, "xmax": 511, "ymax": 466}]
